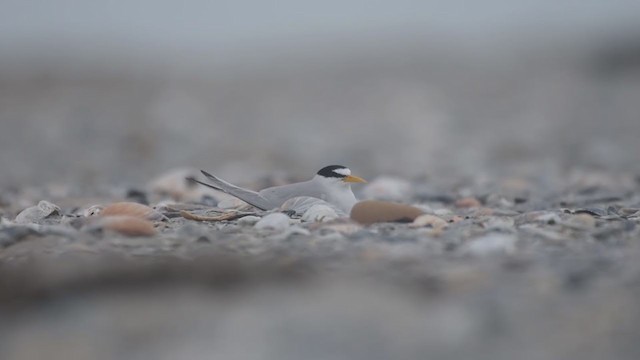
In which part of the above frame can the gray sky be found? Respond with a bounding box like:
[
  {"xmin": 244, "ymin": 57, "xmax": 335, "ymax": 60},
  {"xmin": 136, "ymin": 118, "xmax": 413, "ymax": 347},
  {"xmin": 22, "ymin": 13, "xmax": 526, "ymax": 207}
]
[{"xmin": 2, "ymin": 0, "xmax": 639, "ymax": 68}]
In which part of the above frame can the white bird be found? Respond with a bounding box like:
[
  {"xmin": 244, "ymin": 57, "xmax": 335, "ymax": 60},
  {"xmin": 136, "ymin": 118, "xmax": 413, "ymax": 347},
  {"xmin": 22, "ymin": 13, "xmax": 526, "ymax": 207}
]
[{"xmin": 189, "ymin": 165, "xmax": 366, "ymax": 213}]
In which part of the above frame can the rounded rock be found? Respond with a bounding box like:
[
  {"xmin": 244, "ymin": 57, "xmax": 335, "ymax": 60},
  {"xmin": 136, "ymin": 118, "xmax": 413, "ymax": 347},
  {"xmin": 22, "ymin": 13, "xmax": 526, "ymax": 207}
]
[
  {"xmin": 91, "ymin": 216, "xmax": 157, "ymax": 237},
  {"xmin": 255, "ymin": 213, "xmax": 291, "ymax": 232},
  {"xmin": 350, "ymin": 200, "xmax": 424, "ymax": 225},
  {"xmin": 100, "ymin": 202, "xmax": 167, "ymax": 221},
  {"xmin": 237, "ymin": 215, "xmax": 262, "ymax": 226}
]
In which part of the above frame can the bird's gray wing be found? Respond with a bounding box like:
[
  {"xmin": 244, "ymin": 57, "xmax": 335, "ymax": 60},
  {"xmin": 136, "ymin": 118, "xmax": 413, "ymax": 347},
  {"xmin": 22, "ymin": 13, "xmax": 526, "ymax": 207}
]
[{"xmin": 198, "ymin": 170, "xmax": 276, "ymax": 210}]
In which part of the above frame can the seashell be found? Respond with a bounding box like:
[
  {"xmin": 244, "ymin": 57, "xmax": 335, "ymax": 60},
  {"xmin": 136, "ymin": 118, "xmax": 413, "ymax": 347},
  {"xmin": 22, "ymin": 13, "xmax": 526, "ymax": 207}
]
[
  {"xmin": 410, "ymin": 214, "xmax": 448, "ymax": 229},
  {"xmin": 100, "ymin": 202, "xmax": 166, "ymax": 221},
  {"xmin": 350, "ymin": 200, "xmax": 424, "ymax": 225},
  {"xmin": 14, "ymin": 201, "xmax": 61, "ymax": 224},
  {"xmin": 255, "ymin": 213, "xmax": 291, "ymax": 232},
  {"xmin": 301, "ymin": 204, "xmax": 340, "ymax": 223},
  {"xmin": 89, "ymin": 216, "xmax": 157, "ymax": 237},
  {"xmin": 280, "ymin": 196, "xmax": 344, "ymax": 216},
  {"xmin": 455, "ymin": 197, "xmax": 481, "ymax": 208},
  {"xmin": 362, "ymin": 176, "xmax": 412, "ymax": 201},
  {"xmin": 83, "ymin": 205, "xmax": 104, "ymax": 217}
]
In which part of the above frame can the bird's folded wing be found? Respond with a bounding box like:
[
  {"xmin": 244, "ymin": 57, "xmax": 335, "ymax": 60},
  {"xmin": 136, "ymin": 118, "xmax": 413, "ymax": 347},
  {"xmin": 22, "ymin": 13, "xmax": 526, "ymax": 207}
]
[{"xmin": 199, "ymin": 170, "xmax": 275, "ymax": 210}]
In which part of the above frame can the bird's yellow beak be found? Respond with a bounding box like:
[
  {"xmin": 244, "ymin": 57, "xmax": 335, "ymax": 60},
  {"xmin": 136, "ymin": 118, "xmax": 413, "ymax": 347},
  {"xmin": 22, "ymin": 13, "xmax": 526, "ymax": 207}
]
[{"xmin": 343, "ymin": 175, "xmax": 367, "ymax": 183}]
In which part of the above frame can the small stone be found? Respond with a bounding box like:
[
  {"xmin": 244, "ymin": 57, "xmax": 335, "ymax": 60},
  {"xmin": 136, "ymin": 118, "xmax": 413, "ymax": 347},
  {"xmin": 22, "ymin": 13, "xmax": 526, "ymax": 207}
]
[
  {"xmin": 564, "ymin": 213, "xmax": 596, "ymax": 230},
  {"xmin": 410, "ymin": 214, "xmax": 448, "ymax": 229},
  {"xmin": 255, "ymin": 213, "xmax": 291, "ymax": 232},
  {"xmin": 89, "ymin": 216, "xmax": 157, "ymax": 237},
  {"xmin": 350, "ymin": 200, "xmax": 424, "ymax": 225},
  {"xmin": 449, "ymin": 215, "xmax": 464, "ymax": 223},
  {"xmin": 301, "ymin": 204, "xmax": 340, "ymax": 223},
  {"xmin": 522, "ymin": 211, "xmax": 561, "ymax": 225},
  {"xmin": 455, "ymin": 197, "xmax": 481, "ymax": 208},
  {"xmin": 237, "ymin": 215, "xmax": 261, "ymax": 226},
  {"xmin": 14, "ymin": 201, "xmax": 61, "ymax": 224},
  {"xmin": 100, "ymin": 202, "xmax": 167, "ymax": 221},
  {"xmin": 434, "ymin": 208, "xmax": 453, "ymax": 216}
]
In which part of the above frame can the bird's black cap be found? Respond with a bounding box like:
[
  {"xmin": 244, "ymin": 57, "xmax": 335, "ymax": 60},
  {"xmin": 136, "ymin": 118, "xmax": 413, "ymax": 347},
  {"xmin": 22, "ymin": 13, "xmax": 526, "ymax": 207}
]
[{"xmin": 317, "ymin": 165, "xmax": 349, "ymax": 178}]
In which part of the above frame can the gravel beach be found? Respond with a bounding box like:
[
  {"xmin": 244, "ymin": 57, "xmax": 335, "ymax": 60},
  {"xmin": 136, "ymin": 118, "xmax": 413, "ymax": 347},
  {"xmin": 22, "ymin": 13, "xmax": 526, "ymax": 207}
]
[{"xmin": 2, "ymin": 168, "xmax": 640, "ymax": 360}]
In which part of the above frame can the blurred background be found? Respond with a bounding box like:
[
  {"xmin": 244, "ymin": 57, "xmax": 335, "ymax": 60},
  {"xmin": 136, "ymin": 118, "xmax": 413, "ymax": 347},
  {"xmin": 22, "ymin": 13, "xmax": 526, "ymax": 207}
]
[{"xmin": 1, "ymin": 0, "xmax": 640, "ymax": 186}]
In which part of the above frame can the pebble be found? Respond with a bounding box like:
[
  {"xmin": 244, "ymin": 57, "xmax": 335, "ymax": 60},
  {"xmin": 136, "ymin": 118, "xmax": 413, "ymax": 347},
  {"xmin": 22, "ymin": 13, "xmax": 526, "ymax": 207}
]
[
  {"xmin": 434, "ymin": 208, "xmax": 453, "ymax": 216},
  {"xmin": 255, "ymin": 213, "xmax": 291, "ymax": 232},
  {"xmin": 455, "ymin": 197, "xmax": 481, "ymax": 208},
  {"xmin": 564, "ymin": 213, "xmax": 597, "ymax": 230},
  {"xmin": 237, "ymin": 215, "xmax": 261, "ymax": 226},
  {"xmin": 410, "ymin": 214, "xmax": 448, "ymax": 229},
  {"xmin": 99, "ymin": 202, "xmax": 167, "ymax": 221},
  {"xmin": 362, "ymin": 176, "xmax": 412, "ymax": 201},
  {"xmin": 520, "ymin": 211, "xmax": 561, "ymax": 225},
  {"xmin": 350, "ymin": 200, "xmax": 424, "ymax": 225},
  {"xmin": 14, "ymin": 201, "xmax": 61, "ymax": 224},
  {"xmin": 301, "ymin": 204, "xmax": 340, "ymax": 223},
  {"xmin": 87, "ymin": 216, "xmax": 157, "ymax": 237}
]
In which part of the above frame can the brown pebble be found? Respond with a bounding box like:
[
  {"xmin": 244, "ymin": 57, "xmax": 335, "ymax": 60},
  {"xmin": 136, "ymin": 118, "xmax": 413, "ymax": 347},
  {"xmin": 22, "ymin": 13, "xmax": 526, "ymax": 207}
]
[
  {"xmin": 455, "ymin": 197, "xmax": 481, "ymax": 208},
  {"xmin": 350, "ymin": 200, "xmax": 424, "ymax": 225},
  {"xmin": 100, "ymin": 202, "xmax": 165, "ymax": 221},
  {"xmin": 98, "ymin": 216, "xmax": 157, "ymax": 236}
]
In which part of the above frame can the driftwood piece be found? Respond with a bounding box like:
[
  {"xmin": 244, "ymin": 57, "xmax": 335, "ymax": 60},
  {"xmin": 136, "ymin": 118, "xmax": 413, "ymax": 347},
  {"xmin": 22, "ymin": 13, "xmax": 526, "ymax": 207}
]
[{"xmin": 180, "ymin": 210, "xmax": 254, "ymax": 222}]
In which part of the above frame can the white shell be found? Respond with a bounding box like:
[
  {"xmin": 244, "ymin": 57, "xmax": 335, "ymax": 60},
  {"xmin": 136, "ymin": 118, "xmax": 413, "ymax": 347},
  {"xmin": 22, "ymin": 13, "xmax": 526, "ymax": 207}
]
[
  {"xmin": 14, "ymin": 201, "xmax": 61, "ymax": 224},
  {"xmin": 362, "ymin": 176, "xmax": 412, "ymax": 201},
  {"xmin": 301, "ymin": 204, "xmax": 340, "ymax": 223},
  {"xmin": 83, "ymin": 205, "xmax": 104, "ymax": 217},
  {"xmin": 255, "ymin": 213, "xmax": 291, "ymax": 232},
  {"xmin": 410, "ymin": 214, "xmax": 448, "ymax": 229}
]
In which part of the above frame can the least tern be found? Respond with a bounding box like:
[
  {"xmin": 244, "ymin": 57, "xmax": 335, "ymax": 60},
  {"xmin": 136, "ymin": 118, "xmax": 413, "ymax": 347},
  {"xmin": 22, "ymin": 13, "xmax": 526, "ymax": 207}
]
[{"xmin": 190, "ymin": 165, "xmax": 366, "ymax": 213}]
